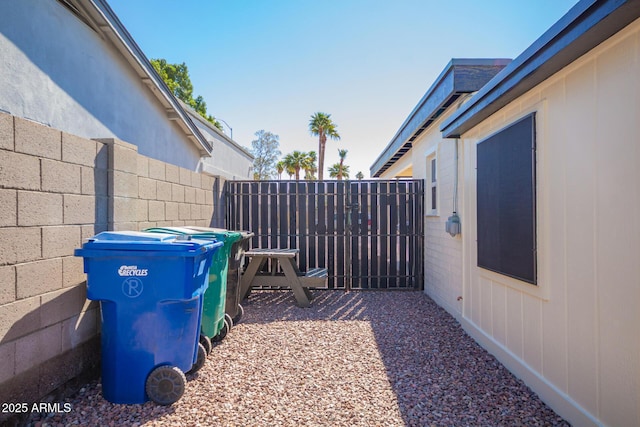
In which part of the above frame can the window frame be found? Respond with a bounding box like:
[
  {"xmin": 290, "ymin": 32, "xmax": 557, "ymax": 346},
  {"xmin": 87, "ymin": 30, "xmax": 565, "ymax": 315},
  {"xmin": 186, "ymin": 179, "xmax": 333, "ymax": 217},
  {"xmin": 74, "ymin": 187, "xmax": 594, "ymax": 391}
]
[{"xmin": 426, "ymin": 150, "xmax": 438, "ymax": 216}]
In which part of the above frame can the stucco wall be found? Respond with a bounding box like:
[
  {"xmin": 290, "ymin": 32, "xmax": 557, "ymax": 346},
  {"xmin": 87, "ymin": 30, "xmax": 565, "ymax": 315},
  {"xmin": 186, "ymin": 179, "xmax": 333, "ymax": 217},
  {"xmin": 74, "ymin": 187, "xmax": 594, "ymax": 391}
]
[
  {"xmin": 459, "ymin": 18, "xmax": 640, "ymax": 427},
  {"xmin": 378, "ymin": 112, "xmax": 464, "ymax": 319},
  {"xmin": 0, "ymin": 112, "xmax": 216, "ymax": 422},
  {"xmin": 0, "ymin": 0, "xmax": 202, "ymax": 170}
]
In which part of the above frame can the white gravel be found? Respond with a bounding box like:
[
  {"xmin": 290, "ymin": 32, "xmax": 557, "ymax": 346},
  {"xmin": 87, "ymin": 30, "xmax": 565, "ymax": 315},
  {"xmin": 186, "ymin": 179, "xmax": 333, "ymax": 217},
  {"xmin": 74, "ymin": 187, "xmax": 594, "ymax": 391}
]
[{"xmin": 27, "ymin": 290, "xmax": 569, "ymax": 426}]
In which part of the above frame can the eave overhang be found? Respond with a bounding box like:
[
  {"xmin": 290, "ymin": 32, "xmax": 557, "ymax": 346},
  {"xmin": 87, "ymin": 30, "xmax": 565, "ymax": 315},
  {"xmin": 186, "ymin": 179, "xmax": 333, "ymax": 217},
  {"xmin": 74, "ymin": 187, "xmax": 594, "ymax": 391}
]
[
  {"xmin": 370, "ymin": 58, "xmax": 510, "ymax": 177},
  {"xmin": 441, "ymin": 0, "xmax": 640, "ymax": 139}
]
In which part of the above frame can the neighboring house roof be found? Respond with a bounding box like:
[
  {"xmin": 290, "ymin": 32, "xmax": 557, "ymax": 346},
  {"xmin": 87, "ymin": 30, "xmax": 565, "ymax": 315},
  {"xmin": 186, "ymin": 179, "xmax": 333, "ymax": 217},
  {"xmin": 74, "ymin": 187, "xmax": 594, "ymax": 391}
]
[
  {"xmin": 441, "ymin": 0, "xmax": 640, "ymax": 138},
  {"xmin": 180, "ymin": 101, "xmax": 253, "ymax": 160},
  {"xmin": 59, "ymin": 0, "xmax": 212, "ymax": 155},
  {"xmin": 370, "ymin": 59, "xmax": 511, "ymax": 177}
]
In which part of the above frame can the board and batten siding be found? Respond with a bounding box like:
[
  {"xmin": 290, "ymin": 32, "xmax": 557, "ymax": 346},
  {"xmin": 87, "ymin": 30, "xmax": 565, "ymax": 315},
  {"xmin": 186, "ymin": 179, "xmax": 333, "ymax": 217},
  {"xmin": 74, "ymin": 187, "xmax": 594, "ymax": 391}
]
[{"xmin": 460, "ymin": 18, "xmax": 640, "ymax": 427}]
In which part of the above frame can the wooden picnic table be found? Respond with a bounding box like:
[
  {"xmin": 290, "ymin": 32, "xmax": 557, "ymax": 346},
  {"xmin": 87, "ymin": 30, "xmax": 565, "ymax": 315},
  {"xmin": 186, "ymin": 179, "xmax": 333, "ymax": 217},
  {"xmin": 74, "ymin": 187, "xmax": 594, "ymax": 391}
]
[{"xmin": 239, "ymin": 248, "xmax": 327, "ymax": 308}]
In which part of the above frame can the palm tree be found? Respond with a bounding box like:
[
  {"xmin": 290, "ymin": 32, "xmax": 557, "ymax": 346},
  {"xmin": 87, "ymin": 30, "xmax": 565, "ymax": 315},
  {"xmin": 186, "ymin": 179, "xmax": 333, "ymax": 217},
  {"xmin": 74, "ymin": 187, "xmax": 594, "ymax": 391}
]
[
  {"xmin": 283, "ymin": 151, "xmax": 308, "ymax": 180},
  {"xmin": 275, "ymin": 161, "xmax": 285, "ymax": 180},
  {"xmin": 309, "ymin": 112, "xmax": 340, "ymax": 180},
  {"xmin": 303, "ymin": 151, "xmax": 317, "ymax": 180},
  {"xmin": 355, "ymin": 171, "xmax": 364, "ymax": 180},
  {"xmin": 328, "ymin": 163, "xmax": 350, "ymax": 180}
]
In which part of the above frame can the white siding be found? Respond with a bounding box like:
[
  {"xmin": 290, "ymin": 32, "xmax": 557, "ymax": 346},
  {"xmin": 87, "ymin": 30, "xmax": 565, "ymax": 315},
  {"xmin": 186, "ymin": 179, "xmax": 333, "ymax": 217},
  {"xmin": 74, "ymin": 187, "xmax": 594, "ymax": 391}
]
[{"xmin": 460, "ymin": 18, "xmax": 640, "ymax": 427}]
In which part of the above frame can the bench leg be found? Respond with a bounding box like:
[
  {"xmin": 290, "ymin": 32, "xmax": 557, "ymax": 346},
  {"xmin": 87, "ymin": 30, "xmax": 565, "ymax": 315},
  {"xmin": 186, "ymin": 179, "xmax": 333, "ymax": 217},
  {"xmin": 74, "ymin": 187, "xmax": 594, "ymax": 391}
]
[{"xmin": 280, "ymin": 259, "xmax": 311, "ymax": 308}]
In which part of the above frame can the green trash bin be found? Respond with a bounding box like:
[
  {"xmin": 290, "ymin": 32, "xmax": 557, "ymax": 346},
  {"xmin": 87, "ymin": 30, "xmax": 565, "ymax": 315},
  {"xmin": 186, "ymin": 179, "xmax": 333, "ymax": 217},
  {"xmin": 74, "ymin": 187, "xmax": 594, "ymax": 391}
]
[
  {"xmin": 143, "ymin": 227, "xmax": 240, "ymax": 352},
  {"xmin": 186, "ymin": 227, "xmax": 254, "ymax": 325}
]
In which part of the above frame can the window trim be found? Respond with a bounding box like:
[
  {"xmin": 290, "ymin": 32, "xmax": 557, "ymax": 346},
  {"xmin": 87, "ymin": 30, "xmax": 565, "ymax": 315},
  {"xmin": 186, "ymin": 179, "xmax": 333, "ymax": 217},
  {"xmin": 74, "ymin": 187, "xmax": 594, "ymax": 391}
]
[{"xmin": 425, "ymin": 148, "xmax": 438, "ymax": 216}]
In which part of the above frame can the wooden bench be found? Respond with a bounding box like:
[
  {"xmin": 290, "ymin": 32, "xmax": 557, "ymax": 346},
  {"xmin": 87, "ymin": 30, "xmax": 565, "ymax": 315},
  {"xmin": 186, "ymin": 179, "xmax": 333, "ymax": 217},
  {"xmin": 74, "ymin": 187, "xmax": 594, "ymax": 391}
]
[{"xmin": 299, "ymin": 268, "xmax": 328, "ymax": 288}]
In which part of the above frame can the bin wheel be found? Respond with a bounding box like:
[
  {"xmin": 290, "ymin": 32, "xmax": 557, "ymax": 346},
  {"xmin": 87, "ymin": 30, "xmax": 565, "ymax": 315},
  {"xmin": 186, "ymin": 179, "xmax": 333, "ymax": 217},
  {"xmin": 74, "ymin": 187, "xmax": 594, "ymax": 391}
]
[
  {"xmin": 232, "ymin": 304, "xmax": 244, "ymax": 325},
  {"xmin": 199, "ymin": 333, "xmax": 212, "ymax": 356},
  {"xmin": 225, "ymin": 313, "xmax": 234, "ymax": 329},
  {"xmin": 145, "ymin": 365, "xmax": 186, "ymax": 405},
  {"xmin": 213, "ymin": 317, "xmax": 231, "ymax": 342},
  {"xmin": 187, "ymin": 342, "xmax": 207, "ymax": 374}
]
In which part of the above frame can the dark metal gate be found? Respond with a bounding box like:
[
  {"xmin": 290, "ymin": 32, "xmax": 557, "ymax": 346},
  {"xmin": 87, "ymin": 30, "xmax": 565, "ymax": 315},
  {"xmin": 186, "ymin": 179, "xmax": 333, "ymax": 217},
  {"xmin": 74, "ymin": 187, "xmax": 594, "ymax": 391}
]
[{"xmin": 225, "ymin": 179, "xmax": 424, "ymax": 290}]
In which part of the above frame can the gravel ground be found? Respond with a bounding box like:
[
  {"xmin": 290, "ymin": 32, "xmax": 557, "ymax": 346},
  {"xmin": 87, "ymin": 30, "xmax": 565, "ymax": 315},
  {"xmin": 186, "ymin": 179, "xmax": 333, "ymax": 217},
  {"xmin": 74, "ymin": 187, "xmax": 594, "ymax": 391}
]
[{"xmin": 27, "ymin": 290, "xmax": 569, "ymax": 426}]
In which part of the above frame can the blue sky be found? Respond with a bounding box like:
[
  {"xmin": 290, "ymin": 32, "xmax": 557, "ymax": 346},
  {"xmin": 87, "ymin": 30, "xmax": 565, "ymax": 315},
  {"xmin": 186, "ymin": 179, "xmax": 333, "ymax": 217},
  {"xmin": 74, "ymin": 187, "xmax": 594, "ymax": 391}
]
[{"xmin": 108, "ymin": 0, "xmax": 577, "ymax": 178}]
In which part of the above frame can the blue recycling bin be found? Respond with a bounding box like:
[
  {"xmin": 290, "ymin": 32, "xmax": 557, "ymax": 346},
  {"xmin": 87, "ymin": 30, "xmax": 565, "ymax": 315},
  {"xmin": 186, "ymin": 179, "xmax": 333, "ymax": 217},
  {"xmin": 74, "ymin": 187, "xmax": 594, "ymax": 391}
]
[{"xmin": 74, "ymin": 231, "xmax": 222, "ymax": 405}]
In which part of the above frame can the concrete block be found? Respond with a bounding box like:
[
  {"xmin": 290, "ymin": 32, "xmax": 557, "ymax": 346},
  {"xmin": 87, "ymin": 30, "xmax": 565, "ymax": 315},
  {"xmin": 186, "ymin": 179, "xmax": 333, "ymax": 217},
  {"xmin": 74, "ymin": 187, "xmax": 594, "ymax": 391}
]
[
  {"xmin": 42, "ymin": 225, "xmax": 81, "ymax": 258},
  {"xmin": 179, "ymin": 167, "xmax": 192, "ymax": 186},
  {"xmin": 0, "ymin": 189, "xmax": 17, "ymax": 227},
  {"xmin": 41, "ymin": 159, "xmax": 81, "ymax": 194},
  {"xmin": 195, "ymin": 188, "xmax": 206, "ymax": 205},
  {"xmin": 63, "ymin": 256, "xmax": 85, "ymax": 288},
  {"xmin": 137, "ymin": 155, "xmax": 149, "ymax": 177},
  {"xmin": 16, "ymin": 258, "xmax": 63, "ymax": 299},
  {"xmin": 190, "ymin": 204, "xmax": 201, "ymax": 220},
  {"xmin": 62, "ymin": 133, "xmax": 97, "ymax": 167},
  {"xmin": 62, "ymin": 309, "xmax": 98, "ymax": 352},
  {"xmin": 165, "ymin": 164, "xmax": 179, "ymax": 183},
  {"xmin": 18, "ymin": 191, "xmax": 63, "ymax": 226},
  {"xmin": 0, "ymin": 227, "xmax": 42, "ymax": 265},
  {"xmin": 15, "ymin": 324, "xmax": 63, "ymax": 375},
  {"xmin": 171, "ymin": 184, "xmax": 185, "ymax": 202},
  {"xmin": 138, "ymin": 177, "xmax": 157, "ymax": 200},
  {"xmin": 0, "ymin": 296, "xmax": 40, "ymax": 342},
  {"xmin": 136, "ymin": 199, "xmax": 148, "ymax": 222},
  {"xmin": 63, "ymin": 194, "xmax": 95, "ymax": 225},
  {"xmin": 40, "ymin": 285, "xmax": 86, "ymax": 328},
  {"xmin": 14, "ymin": 117, "xmax": 61, "ymax": 160},
  {"xmin": 148, "ymin": 200, "xmax": 165, "ymax": 221},
  {"xmin": 191, "ymin": 173, "xmax": 201, "ymax": 189},
  {"xmin": 81, "ymin": 166, "xmax": 108, "ymax": 196},
  {"xmin": 99, "ymin": 138, "xmax": 138, "ymax": 173},
  {"xmin": 137, "ymin": 222, "xmax": 157, "ymax": 231},
  {"xmin": 155, "ymin": 221, "xmax": 173, "ymax": 228},
  {"xmin": 205, "ymin": 190, "xmax": 214, "ymax": 206},
  {"xmin": 201, "ymin": 205, "xmax": 214, "ymax": 222},
  {"xmin": 110, "ymin": 222, "xmax": 137, "ymax": 231},
  {"xmin": 95, "ymin": 141, "xmax": 109, "ymax": 170},
  {"xmin": 95, "ymin": 168, "xmax": 108, "ymax": 196},
  {"xmin": 81, "ymin": 224, "xmax": 107, "ymax": 241},
  {"xmin": 95, "ymin": 195, "xmax": 108, "ymax": 225},
  {"xmin": 0, "ymin": 265, "xmax": 16, "ymax": 305},
  {"xmin": 179, "ymin": 203, "xmax": 191, "ymax": 220},
  {"xmin": 200, "ymin": 174, "xmax": 214, "ymax": 190},
  {"xmin": 0, "ymin": 341, "xmax": 15, "ymax": 383},
  {"xmin": 148, "ymin": 158, "xmax": 166, "ymax": 181},
  {"xmin": 109, "ymin": 170, "xmax": 138, "ymax": 198},
  {"xmin": 171, "ymin": 221, "xmax": 185, "ymax": 226},
  {"xmin": 156, "ymin": 180, "xmax": 172, "ymax": 201},
  {"xmin": 0, "ymin": 112, "xmax": 13, "ymax": 151},
  {"xmin": 0, "ymin": 150, "xmax": 41, "ymax": 190},
  {"xmin": 165, "ymin": 202, "xmax": 179, "ymax": 220},
  {"xmin": 184, "ymin": 187, "xmax": 196, "ymax": 203},
  {"xmin": 110, "ymin": 196, "xmax": 136, "ymax": 223}
]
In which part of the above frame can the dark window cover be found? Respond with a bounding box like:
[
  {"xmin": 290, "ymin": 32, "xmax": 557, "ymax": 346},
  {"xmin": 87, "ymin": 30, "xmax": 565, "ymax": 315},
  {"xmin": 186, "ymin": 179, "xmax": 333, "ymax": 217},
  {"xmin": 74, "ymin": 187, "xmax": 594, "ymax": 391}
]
[{"xmin": 477, "ymin": 113, "xmax": 536, "ymax": 284}]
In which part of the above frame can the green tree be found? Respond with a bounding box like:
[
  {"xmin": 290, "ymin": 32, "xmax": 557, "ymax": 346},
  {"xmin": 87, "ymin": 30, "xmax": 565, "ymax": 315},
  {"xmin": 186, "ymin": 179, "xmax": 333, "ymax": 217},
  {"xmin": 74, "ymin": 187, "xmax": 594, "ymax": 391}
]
[
  {"xmin": 275, "ymin": 161, "xmax": 285, "ymax": 180},
  {"xmin": 309, "ymin": 112, "xmax": 340, "ymax": 180},
  {"xmin": 355, "ymin": 171, "xmax": 365, "ymax": 180},
  {"xmin": 329, "ymin": 149, "xmax": 349, "ymax": 180},
  {"xmin": 251, "ymin": 130, "xmax": 281, "ymax": 180},
  {"xmin": 283, "ymin": 150, "xmax": 310, "ymax": 181},
  {"xmin": 151, "ymin": 58, "xmax": 223, "ymax": 131},
  {"xmin": 303, "ymin": 151, "xmax": 317, "ymax": 180},
  {"xmin": 328, "ymin": 163, "xmax": 350, "ymax": 180}
]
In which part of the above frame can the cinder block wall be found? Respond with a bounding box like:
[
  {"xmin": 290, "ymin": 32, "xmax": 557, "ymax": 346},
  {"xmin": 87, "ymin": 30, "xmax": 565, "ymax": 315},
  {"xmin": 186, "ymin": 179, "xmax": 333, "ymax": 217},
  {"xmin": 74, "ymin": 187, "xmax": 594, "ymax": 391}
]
[{"xmin": 0, "ymin": 112, "xmax": 216, "ymax": 417}]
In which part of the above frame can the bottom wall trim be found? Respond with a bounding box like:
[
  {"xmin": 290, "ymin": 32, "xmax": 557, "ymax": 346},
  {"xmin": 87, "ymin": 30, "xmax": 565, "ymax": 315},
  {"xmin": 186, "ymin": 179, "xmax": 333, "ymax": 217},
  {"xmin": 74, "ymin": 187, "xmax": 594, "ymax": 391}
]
[{"xmin": 460, "ymin": 316, "xmax": 602, "ymax": 427}]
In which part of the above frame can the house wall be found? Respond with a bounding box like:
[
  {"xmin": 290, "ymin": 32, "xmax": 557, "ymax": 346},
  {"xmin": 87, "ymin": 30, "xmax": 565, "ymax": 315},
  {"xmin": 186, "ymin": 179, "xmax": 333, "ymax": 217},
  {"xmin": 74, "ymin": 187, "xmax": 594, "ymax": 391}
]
[
  {"xmin": 459, "ymin": 18, "xmax": 640, "ymax": 427},
  {"xmin": 0, "ymin": 0, "xmax": 203, "ymax": 170},
  {"xmin": 0, "ymin": 112, "xmax": 215, "ymax": 421},
  {"xmin": 378, "ymin": 112, "xmax": 464, "ymax": 320}
]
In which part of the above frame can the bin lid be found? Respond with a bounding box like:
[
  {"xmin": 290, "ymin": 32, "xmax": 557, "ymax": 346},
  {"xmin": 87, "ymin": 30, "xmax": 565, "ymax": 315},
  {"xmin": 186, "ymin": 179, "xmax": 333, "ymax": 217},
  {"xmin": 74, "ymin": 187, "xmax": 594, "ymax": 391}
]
[
  {"xmin": 78, "ymin": 231, "xmax": 220, "ymax": 253},
  {"xmin": 146, "ymin": 226, "xmax": 240, "ymax": 240},
  {"xmin": 185, "ymin": 226, "xmax": 252, "ymax": 239}
]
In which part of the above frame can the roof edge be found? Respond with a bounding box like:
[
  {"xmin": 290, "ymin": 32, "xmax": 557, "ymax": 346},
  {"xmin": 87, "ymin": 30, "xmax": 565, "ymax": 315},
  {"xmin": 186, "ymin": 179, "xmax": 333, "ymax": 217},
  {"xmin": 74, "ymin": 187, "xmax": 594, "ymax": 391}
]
[
  {"xmin": 441, "ymin": 0, "xmax": 640, "ymax": 138},
  {"xmin": 370, "ymin": 58, "xmax": 511, "ymax": 177},
  {"xmin": 75, "ymin": 0, "xmax": 212, "ymax": 155}
]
